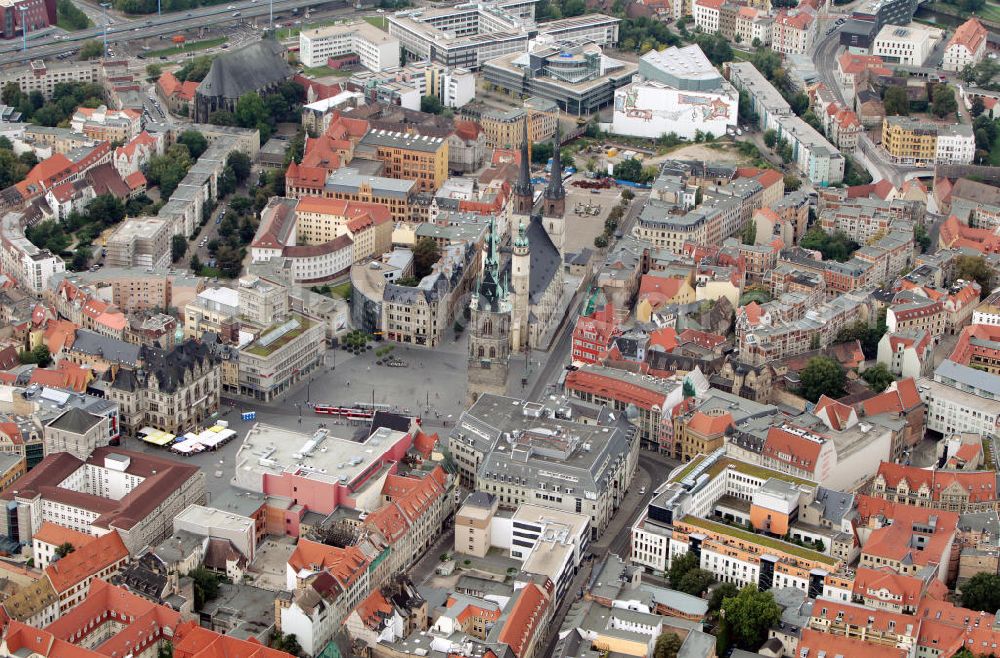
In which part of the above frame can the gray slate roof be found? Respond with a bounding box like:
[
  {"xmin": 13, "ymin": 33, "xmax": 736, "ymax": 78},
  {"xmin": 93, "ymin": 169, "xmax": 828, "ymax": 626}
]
[
  {"xmin": 70, "ymin": 330, "xmax": 141, "ymax": 366},
  {"xmin": 46, "ymin": 407, "xmax": 103, "ymax": 434},
  {"xmin": 197, "ymin": 39, "xmax": 292, "ymax": 101}
]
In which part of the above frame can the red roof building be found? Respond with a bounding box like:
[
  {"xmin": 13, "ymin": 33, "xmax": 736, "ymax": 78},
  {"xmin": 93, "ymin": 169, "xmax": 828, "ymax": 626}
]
[
  {"xmin": 857, "ymin": 497, "xmax": 958, "ymax": 579},
  {"xmin": 571, "ymin": 303, "xmax": 620, "ymax": 365},
  {"xmin": 870, "ymin": 462, "xmax": 997, "ymax": 513},
  {"xmin": 496, "ymin": 579, "xmax": 553, "ymax": 658},
  {"xmin": 45, "ymin": 531, "xmax": 128, "ymax": 612}
]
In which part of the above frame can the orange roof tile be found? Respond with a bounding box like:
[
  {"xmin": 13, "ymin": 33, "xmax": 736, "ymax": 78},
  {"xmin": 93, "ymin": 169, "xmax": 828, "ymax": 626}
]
[
  {"xmin": 497, "ymin": 581, "xmax": 552, "ymax": 658},
  {"xmin": 172, "ymin": 620, "xmax": 295, "ymax": 658},
  {"xmin": 948, "ymin": 17, "xmax": 987, "ymax": 54},
  {"xmin": 44, "ymin": 531, "xmax": 127, "ymax": 594},
  {"xmin": 762, "ymin": 424, "xmax": 825, "ymax": 471},
  {"xmin": 686, "ymin": 411, "xmax": 733, "ymax": 437},
  {"xmin": 32, "ymin": 523, "xmax": 96, "ymax": 550},
  {"xmin": 798, "ymin": 629, "xmax": 907, "ymax": 658},
  {"xmin": 875, "ymin": 462, "xmax": 996, "ymax": 503}
]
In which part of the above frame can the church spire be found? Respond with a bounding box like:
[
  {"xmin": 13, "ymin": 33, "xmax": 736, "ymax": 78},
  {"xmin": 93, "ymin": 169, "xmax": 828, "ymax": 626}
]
[
  {"xmin": 544, "ymin": 121, "xmax": 565, "ymax": 202},
  {"xmin": 514, "ymin": 116, "xmax": 533, "ymax": 214}
]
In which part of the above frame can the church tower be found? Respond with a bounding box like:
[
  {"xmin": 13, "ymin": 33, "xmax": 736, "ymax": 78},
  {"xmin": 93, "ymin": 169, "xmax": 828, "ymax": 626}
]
[
  {"xmin": 510, "ymin": 221, "xmax": 530, "ymax": 352},
  {"xmin": 514, "ymin": 117, "xmax": 534, "ymax": 215},
  {"xmin": 543, "ymin": 121, "xmax": 566, "ymax": 220},
  {"xmin": 466, "ymin": 217, "xmax": 512, "ymax": 406}
]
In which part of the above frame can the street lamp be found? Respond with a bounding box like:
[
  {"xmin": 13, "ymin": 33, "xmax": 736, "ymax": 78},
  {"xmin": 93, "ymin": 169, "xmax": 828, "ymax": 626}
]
[
  {"xmin": 269, "ymin": 0, "xmax": 273, "ymax": 32},
  {"xmin": 158, "ymin": 0, "xmax": 161, "ymax": 17},
  {"xmin": 101, "ymin": 2, "xmax": 111, "ymax": 57},
  {"xmin": 18, "ymin": 5, "xmax": 28, "ymax": 53}
]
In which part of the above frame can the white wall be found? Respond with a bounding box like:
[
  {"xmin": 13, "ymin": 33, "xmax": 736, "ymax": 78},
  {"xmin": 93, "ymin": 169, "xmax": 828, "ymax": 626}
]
[{"xmin": 611, "ymin": 83, "xmax": 737, "ymax": 140}]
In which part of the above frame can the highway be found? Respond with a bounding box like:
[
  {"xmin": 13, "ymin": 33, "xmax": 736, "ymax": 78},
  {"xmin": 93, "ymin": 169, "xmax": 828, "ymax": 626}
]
[{"xmin": 0, "ymin": 0, "xmax": 349, "ymax": 63}]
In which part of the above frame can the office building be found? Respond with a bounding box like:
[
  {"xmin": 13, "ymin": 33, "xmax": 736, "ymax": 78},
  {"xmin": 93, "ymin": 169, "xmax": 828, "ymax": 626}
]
[
  {"xmin": 881, "ymin": 116, "xmax": 975, "ymax": 165},
  {"xmin": 299, "ymin": 22, "xmax": 401, "ymax": 71},
  {"xmin": 872, "ymin": 23, "xmax": 944, "ymax": 66}
]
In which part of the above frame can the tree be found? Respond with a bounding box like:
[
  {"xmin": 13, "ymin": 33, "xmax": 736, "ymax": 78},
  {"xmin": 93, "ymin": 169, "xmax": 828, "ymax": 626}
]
[
  {"xmin": 741, "ymin": 219, "xmax": 757, "ymax": 245},
  {"xmin": 227, "ymin": 151, "xmax": 252, "ymax": 183},
  {"xmin": 961, "ymin": 572, "xmax": 1000, "ymax": 612},
  {"xmin": 85, "ymin": 194, "xmax": 125, "ymax": 227},
  {"xmin": 175, "ymin": 56, "xmax": 212, "ymax": 83},
  {"xmin": 678, "ymin": 568, "xmax": 715, "ymax": 596},
  {"xmin": 189, "ymin": 567, "xmax": 221, "ymax": 610},
  {"xmin": 420, "ymin": 95, "xmax": 444, "ymax": 114},
  {"xmin": 799, "ymin": 356, "xmax": 846, "ymax": 402},
  {"xmin": 234, "ymin": 93, "xmax": 270, "ymax": 140},
  {"xmin": 177, "ymin": 130, "xmax": 208, "ymax": 159},
  {"xmin": 413, "ymin": 237, "xmax": 440, "ymax": 278},
  {"xmin": 763, "ymin": 129, "xmax": 778, "ymax": 148},
  {"xmin": 884, "ymin": 86, "xmax": 909, "ymax": 116},
  {"xmin": 156, "ymin": 641, "xmax": 173, "ymax": 658},
  {"xmin": 668, "ymin": 551, "xmax": 699, "ymax": 589},
  {"xmin": 189, "ymin": 253, "xmax": 203, "ymax": 273},
  {"xmin": 2, "ymin": 83, "xmax": 21, "ymax": 108},
  {"xmin": 708, "ymin": 582, "xmax": 740, "ymax": 612},
  {"xmin": 594, "ymin": 234, "xmax": 608, "ymax": 248},
  {"xmin": 783, "ymin": 175, "xmax": 801, "ymax": 192},
  {"xmin": 531, "ymin": 141, "xmax": 552, "ymax": 164},
  {"xmin": 0, "ymin": 149, "xmax": 29, "ymax": 189},
  {"xmin": 216, "ymin": 245, "xmax": 243, "ymax": 278},
  {"xmin": 653, "ymin": 632, "xmax": 683, "ymax": 658},
  {"xmin": 78, "ymin": 40, "xmax": 104, "ymax": 60},
  {"xmin": 861, "ymin": 363, "xmax": 894, "ymax": 393},
  {"xmin": 57, "ymin": 0, "xmax": 91, "ymax": 29},
  {"xmin": 971, "ymin": 96, "xmax": 986, "ymax": 118},
  {"xmin": 931, "ymin": 83, "xmax": 958, "ymax": 118},
  {"xmin": 32, "ymin": 345, "xmax": 51, "ymax": 368},
  {"xmin": 956, "ymin": 255, "xmax": 994, "ymax": 298},
  {"xmin": 53, "ymin": 542, "xmax": 75, "ymax": 558},
  {"xmin": 800, "ymin": 228, "xmax": 860, "ymax": 262},
  {"xmin": 171, "ymin": 235, "xmax": 187, "ymax": 263},
  {"xmin": 914, "ymin": 222, "xmax": 930, "ymax": 253},
  {"xmin": 720, "ymin": 586, "xmax": 782, "ymax": 650},
  {"xmin": 614, "ymin": 158, "xmax": 646, "ymax": 183}
]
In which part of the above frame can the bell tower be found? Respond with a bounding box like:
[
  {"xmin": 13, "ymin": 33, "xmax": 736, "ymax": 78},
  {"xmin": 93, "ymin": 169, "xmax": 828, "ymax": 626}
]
[
  {"xmin": 466, "ymin": 217, "xmax": 512, "ymax": 406},
  {"xmin": 543, "ymin": 121, "xmax": 566, "ymax": 220},
  {"xmin": 510, "ymin": 221, "xmax": 530, "ymax": 352}
]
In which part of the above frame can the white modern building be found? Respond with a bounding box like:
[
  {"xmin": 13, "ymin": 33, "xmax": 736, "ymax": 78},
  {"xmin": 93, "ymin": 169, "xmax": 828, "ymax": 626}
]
[
  {"xmin": 0, "ymin": 211, "xmax": 66, "ymax": 296},
  {"xmin": 922, "ymin": 360, "xmax": 1000, "ymax": 436},
  {"xmin": 873, "ymin": 23, "xmax": 944, "ymax": 66},
  {"xmin": 935, "ymin": 125, "xmax": 977, "ymax": 164},
  {"xmin": 299, "ymin": 22, "xmax": 401, "ymax": 71},
  {"xmin": 611, "ymin": 45, "xmax": 738, "ymax": 141}
]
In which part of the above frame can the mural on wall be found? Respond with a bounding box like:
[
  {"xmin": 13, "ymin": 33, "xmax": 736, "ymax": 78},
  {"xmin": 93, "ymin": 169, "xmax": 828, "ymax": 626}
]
[{"xmin": 615, "ymin": 87, "xmax": 732, "ymax": 122}]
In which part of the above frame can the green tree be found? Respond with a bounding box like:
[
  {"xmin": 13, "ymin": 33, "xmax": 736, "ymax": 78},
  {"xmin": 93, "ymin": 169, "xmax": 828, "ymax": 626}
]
[
  {"xmin": 57, "ymin": 0, "xmax": 91, "ymax": 29},
  {"xmin": 2, "ymin": 83, "xmax": 21, "ymax": 108},
  {"xmin": 146, "ymin": 63, "xmax": 162, "ymax": 80},
  {"xmin": 763, "ymin": 129, "xmax": 777, "ymax": 148},
  {"xmin": 799, "ymin": 356, "xmax": 846, "ymax": 402},
  {"xmin": 177, "ymin": 130, "xmax": 208, "ymax": 159},
  {"xmin": 189, "ymin": 253, "xmax": 203, "ymax": 273},
  {"xmin": 189, "ymin": 567, "xmax": 221, "ymax": 610},
  {"xmin": 32, "ymin": 345, "xmax": 52, "ymax": 368},
  {"xmin": 175, "ymin": 56, "xmax": 212, "ymax": 83},
  {"xmin": 931, "ymin": 83, "xmax": 958, "ymax": 118},
  {"xmin": 227, "ymin": 151, "xmax": 252, "ymax": 183},
  {"xmin": 708, "ymin": 582, "xmax": 740, "ymax": 612},
  {"xmin": 799, "ymin": 228, "xmax": 860, "ymax": 262},
  {"xmin": 531, "ymin": 141, "xmax": 552, "ymax": 164},
  {"xmin": 883, "ymin": 86, "xmax": 909, "ymax": 116},
  {"xmin": 914, "ymin": 222, "xmax": 930, "ymax": 253},
  {"xmin": 78, "ymin": 40, "xmax": 104, "ymax": 60},
  {"xmin": 720, "ymin": 586, "xmax": 782, "ymax": 650},
  {"xmin": 171, "ymin": 235, "xmax": 188, "ymax": 263},
  {"xmin": 234, "ymin": 93, "xmax": 270, "ymax": 140},
  {"xmin": 594, "ymin": 234, "xmax": 608, "ymax": 248},
  {"xmin": 613, "ymin": 158, "xmax": 649, "ymax": 183},
  {"xmin": 783, "ymin": 175, "xmax": 801, "ymax": 192},
  {"xmin": 0, "ymin": 149, "xmax": 30, "ymax": 189},
  {"xmin": 653, "ymin": 632, "xmax": 683, "ymax": 658},
  {"xmin": 861, "ymin": 363, "xmax": 894, "ymax": 393},
  {"xmin": 86, "ymin": 194, "xmax": 126, "ymax": 227},
  {"xmin": 971, "ymin": 96, "xmax": 986, "ymax": 118},
  {"xmin": 413, "ymin": 237, "xmax": 440, "ymax": 278},
  {"xmin": 683, "ymin": 378, "xmax": 697, "ymax": 398},
  {"xmin": 668, "ymin": 551, "xmax": 699, "ymax": 589},
  {"xmin": 156, "ymin": 640, "xmax": 173, "ymax": 658},
  {"xmin": 956, "ymin": 255, "xmax": 994, "ymax": 298},
  {"xmin": 741, "ymin": 219, "xmax": 757, "ymax": 245},
  {"xmin": 961, "ymin": 572, "xmax": 1000, "ymax": 612},
  {"xmin": 53, "ymin": 541, "xmax": 75, "ymax": 558},
  {"xmin": 678, "ymin": 568, "xmax": 715, "ymax": 596},
  {"xmin": 420, "ymin": 95, "xmax": 444, "ymax": 114}
]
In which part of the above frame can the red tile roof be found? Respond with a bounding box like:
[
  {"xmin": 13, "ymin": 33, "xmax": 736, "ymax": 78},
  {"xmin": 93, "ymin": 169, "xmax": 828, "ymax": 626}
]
[
  {"xmin": 798, "ymin": 629, "xmax": 907, "ymax": 658},
  {"xmin": 45, "ymin": 531, "xmax": 127, "ymax": 594},
  {"xmin": 32, "ymin": 523, "xmax": 95, "ymax": 550},
  {"xmin": 288, "ymin": 539, "xmax": 369, "ymax": 590},
  {"xmin": 686, "ymin": 411, "xmax": 733, "ymax": 437},
  {"xmin": 813, "ymin": 395, "xmax": 855, "ymax": 431},
  {"xmin": 861, "ymin": 378, "xmax": 923, "ymax": 417},
  {"xmin": 565, "ymin": 368, "xmax": 672, "ymax": 411},
  {"xmin": 762, "ymin": 424, "xmax": 826, "ymax": 472},
  {"xmin": 852, "ymin": 566, "xmax": 927, "ymax": 608},
  {"xmin": 858, "ymin": 496, "xmax": 959, "ymax": 567},
  {"xmin": 173, "ymin": 620, "xmax": 294, "ymax": 658},
  {"xmin": 875, "ymin": 462, "xmax": 997, "ymax": 503},
  {"xmin": 497, "ymin": 581, "xmax": 552, "ymax": 658},
  {"xmin": 948, "ymin": 18, "xmax": 987, "ymax": 54}
]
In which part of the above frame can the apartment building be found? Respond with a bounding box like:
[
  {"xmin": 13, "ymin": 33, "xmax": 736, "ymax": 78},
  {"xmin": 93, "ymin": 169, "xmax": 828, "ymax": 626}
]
[
  {"xmin": 0, "ymin": 211, "xmax": 65, "ymax": 296},
  {"xmin": 943, "ymin": 17, "xmax": 987, "ymax": 71},
  {"xmin": 771, "ymin": 7, "xmax": 817, "ymax": 55},
  {"xmin": 877, "ymin": 329, "xmax": 933, "ymax": 379},
  {"xmin": 294, "ymin": 196, "xmax": 393, "ymax": 263},
  {"xmin": 183, "ymin": 286, "xmax": 239, "ymax": 341},
  {"xmin": 298, "ymin": 22, "xmax": 400, "ymax": 71},
  {"xmin": 923, "ymin": 359, "xmax": 1000, "ymax": 436},
  {"xmin": 886, "ymin": 299, "xmax": 947, "ymax": 338},
  {"xmin": 285, "ymin": 164, "xmax": 416, "ymax": 221},
  {"xmin": 356, "ymin": 130, "xmax": 448, "ymax": 194},
  {"xmin": 870, "ymin": 462, "xmax": 998, "ymax": 513},
  {"xmin": 105, "ymin": 217, "xmax": 171, "ymax": 270},
  {"xmin": 727, "ymin": 62, "xmax": 844, "ymax": 184},
  {"xmin": 70, "ymin": 106, "xmax": 142, "ymax": 143},
  {"xmin": 881, "ymin": 116, "xmax": 975, "ymax": 165}
]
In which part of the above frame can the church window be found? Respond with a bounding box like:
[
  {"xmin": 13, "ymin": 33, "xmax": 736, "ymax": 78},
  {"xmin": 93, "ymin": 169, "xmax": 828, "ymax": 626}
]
[
  {"xmin": 490, "ymin": 347, "xmax": 496, "ymax": 359},
  {"xmin": 478, "ymin": 346, "xmax": 485, "ymax": 358}
]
